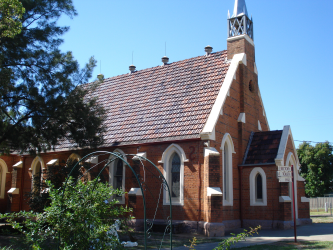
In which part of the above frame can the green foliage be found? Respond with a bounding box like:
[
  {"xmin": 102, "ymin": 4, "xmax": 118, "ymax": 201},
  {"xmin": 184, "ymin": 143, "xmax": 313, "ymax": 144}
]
[
  {"xmin": 0, "ymin": 0, "xmax": 25, "ymax": 39},
  {"xmin": 184, "ymin": 237, "xmax": 197, "ymax": 249},
  {"xmin": 297, "ymin": 142, "xmax": 333, "ymax": 197},
  {"xmin": 26, "ymin": 158, "xmax": 83, "ymax": 212},
  {"xmin": 1, "ymin": 178, "xmax": 132, "ymax": 249},
  {"xmin": 0, "ymin": 0, "xmax": 105, "ymax": 154},
  {"xmin": 213, "ymin": 226, "xmax": 261, "ymax": 250}
]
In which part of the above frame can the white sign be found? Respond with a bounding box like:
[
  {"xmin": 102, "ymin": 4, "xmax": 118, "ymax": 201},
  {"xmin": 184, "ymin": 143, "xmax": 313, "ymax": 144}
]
[
  {"xmin": 279, "ymin": 177, "xmax": 292, "ymax": 182},
  {"xmin": 278, "ymin": 166, "xmax": 291, "ymax": 171},
  {"xmin": 277, "ymin": 171, "xmax": 292, "ymax": 177}
]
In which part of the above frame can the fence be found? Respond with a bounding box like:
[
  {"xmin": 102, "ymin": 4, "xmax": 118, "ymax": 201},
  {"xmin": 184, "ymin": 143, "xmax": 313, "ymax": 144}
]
[{"xmin": 310, "ymin": 197, "xmax": 333, "ymax": 210}]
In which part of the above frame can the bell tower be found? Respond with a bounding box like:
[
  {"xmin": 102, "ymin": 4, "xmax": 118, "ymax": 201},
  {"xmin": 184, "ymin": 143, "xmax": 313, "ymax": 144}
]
[
  {"xmin": 227, "ymin": 0, "xmax": 255, "ymax": 63},
  {"xmin": 228, "ymin": 0, "xmax": 253, "ymax": 40}
]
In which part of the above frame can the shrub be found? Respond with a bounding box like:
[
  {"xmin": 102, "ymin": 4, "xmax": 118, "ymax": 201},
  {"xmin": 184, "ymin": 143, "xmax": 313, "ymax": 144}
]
[{"xmin": 1, "ymin": 178, "xmax": 132, "ymax": 249}]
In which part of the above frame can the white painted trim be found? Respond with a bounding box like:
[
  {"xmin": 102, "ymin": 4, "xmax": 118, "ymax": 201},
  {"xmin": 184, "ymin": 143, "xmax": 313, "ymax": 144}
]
[
  {"xmin": 109, "ymin": 149, "xmax": 127, "ymax": 204},
  {"xmin": 0, "ymin": 159, "xmax": 8, "ymax": 199},
  {"xmin": 160, "ymin": 144, "xmax": 186, "ymax": 206},
  {"xmin": 128, "ymin": 187, "xmax": 142, "ymax": 196},
  {"xmin": 258, "ymin": 120, "xmax": 262, "ymax": 131},
  {"xmin": 207, "ymin": 187, "xmax": 222, "ymax": 197},
  {"xmin": 201, "ymin": 53, "xmax": 246, "ymax": 138},
  {"xmin": 47, "ymin": 159, "xmax": 59, "ymax": 165},
  {"xmin": 221, "ymin": 133, "xmax": 234, "ymax": 206},
  {"xmin": 227, "ymin": 34, "xmax": 255, "ymax": 47},
  {"xmin": 204, "ymin": 147, "xmax": 220, "ymax": 157},
  {"xmin": 159, "ymin": 143, "xmax": 189, "ymax": 164},
  {"xmin": 7, "ymin": 188, "xmax": 19, "ymax": 194},
  {"xmin": 275, "ymin": 125, "xmax": 290, "ymax": 166},
  {"xmin": 85, "ymin": 156, "xmax": 98, "ymax": 164},
  {"xmin": 220, "ymin": 133, "xmax": 236, "ymax": 154},
  {"xmin": 301, "ymin": 197, "xmax": 310, "ymax": 202},
  {"xmin": 13, "ymin": 161, "xmax": 23, "ymax": 168},
  {"xmin": 132, "ymin": 152, "xmax": 147, "ymax": 161},
  {"xmin": 257, "ymin": 88, "xmax": 270, "ymax": 130},
  {"xmin": 237, "ymin": 113, "xmax": 246, "ymax": 123},
  {"xmin": 254, "ymin": 62, "xmax": 258, "ymax": 75},
  {"xmin": 249, "ymin": 167, "xmax": 267, "ymax": 206},
  {"xmin": 279, "ymin": 196, "xmax": 292, "ymax": 202}
]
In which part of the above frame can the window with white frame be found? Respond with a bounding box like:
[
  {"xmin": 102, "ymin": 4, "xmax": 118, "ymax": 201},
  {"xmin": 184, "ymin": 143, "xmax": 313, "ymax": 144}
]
[
  {"xmin": 170, "ymin": 152, "xmax": 181, "ymax": 201},
  {"xmin": 0, "ymin": 159, "xmax": 8, "ymax": 199},
  {"xmin": 249, "ymin": 167, "xmax": 267, "ymax": 206},
  {"xmin": 159, "ymin": 144, "xmax": 188, "ymax": 206},
  {"xmin": 109, "ymin": 149, "xmax": 126, "ymax": 204},
  {"xmin": 221, "ymin": 133, "xmax": 235, "ymax": 206},
  {"xmin": 31, "ymin": 157, "xmax": 44, "ymax": 193}
]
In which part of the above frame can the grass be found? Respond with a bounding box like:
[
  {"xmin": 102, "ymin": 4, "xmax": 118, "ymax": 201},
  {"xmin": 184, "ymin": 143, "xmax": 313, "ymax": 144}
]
[
  {"xmin": 310, "ymin": 209, "xmax": 333, "ymax": 223},
  {"xmin": 120, "ymin": 231, "xmax": 222, "ymax": 249},
  {"xmin": 240, "ymin": 241, "xmax": 333, "ymax": 249},
  {"xmin": 310, "ymin": 209, "xmax": 333, "ymax": 216}
]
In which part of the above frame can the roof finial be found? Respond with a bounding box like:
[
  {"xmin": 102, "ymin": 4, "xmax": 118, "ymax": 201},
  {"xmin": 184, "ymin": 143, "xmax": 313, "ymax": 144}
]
[{"xmin": 232, "ymin": 0, "xmax": 248, "ymax": 17}]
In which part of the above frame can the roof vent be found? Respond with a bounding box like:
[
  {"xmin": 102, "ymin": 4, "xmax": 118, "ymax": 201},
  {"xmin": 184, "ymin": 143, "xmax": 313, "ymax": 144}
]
[
  {"xmin": 205, "ymin": 45, "xmax": 213, "ymax": 56},
  {"xmin": 162, "ymin": 56, "xmax": 169, "ymax": 65},
  {"xmin": 97, "ymin": 74, "xmax": 104, "ymax": 82},
  {"xmin": 129, "ymin": 65, "xmax": 136, "ymax": 73}
]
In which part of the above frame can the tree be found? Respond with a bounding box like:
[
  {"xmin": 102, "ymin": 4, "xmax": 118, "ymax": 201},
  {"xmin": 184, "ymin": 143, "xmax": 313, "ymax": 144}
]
[
  {"xmin": 0, "ymin": 0, "xmax": 105, "ymax": 154},
  {"xmin": 298, "ymin": 142, "xmax": 333, "ymax": 197},
  {"xmin": 0, "ymin": 0, "xmax": 25, "ymax": 39}
]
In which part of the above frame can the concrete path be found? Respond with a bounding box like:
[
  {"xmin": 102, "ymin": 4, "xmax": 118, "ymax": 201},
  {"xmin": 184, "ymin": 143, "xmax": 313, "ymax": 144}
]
[{"xmin": 173, "ymin": 223, "xmax": 333, "ymax": 249}]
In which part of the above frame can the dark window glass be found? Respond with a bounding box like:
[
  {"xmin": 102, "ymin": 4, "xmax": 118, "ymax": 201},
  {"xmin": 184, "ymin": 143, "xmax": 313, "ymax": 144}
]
[
  {"xmin": 223, "ymin": 144, "xmax": 229, "ymax": 201},
  {"xmin": 256, "ymin": 173, "xmax": 263, "ymax": 200},
  {"xmin": 114, "ymin": 159, "xmax": 123, "ymax": 197},
  {"xmin": 171, "ymin": 153, "xmax": 180, "ymax": 198},
  {"xmin": 34, "ymin": 163, "xmax": 41, "ymax": 193}
]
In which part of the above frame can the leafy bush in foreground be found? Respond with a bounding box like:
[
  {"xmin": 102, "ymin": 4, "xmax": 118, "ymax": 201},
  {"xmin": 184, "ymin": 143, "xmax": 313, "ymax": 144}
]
[{"xmin": 1, "ymin": 178, "xmax": 132, "ymax": 249}]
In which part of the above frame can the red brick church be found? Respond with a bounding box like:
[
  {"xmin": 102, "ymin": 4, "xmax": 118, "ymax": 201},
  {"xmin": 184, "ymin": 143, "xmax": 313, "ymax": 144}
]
[{"xmin": 0, "ymin": 0, "xmax": 311, "ymax": 236}]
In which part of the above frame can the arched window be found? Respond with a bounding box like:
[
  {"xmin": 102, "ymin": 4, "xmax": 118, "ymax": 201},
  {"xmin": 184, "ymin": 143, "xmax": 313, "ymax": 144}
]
[
  {"xmin": 250, "ymin": 167, "xmax": 267, "ymax": 206},
  {"xmin": 67, "ymin": 153, "xmax": 81, "ymax": 167},
  {"xmin": 221, "ymin": 133, "xmax": 235, "ymax": 206},
  {"xmin": 255, "ymin": 173, "xmax": 263, "ymax": 201},
  {"xmin": 109, "ymin": 149, "xmax": 126, "ymax": 204},
  {"xmin": 170, "ymin": 153, "xmax": 181, "ymax": 200},
  {"xmin": 31, "ymin": 157, "xmax": 44, "ymax": 193},
  {"xmin": 223, "ymin": 144, "xmax": 229, "ymax": 201},
  {"xmin": 159, "ymin": 144, "xmax": 188, "ymax": 206},
  {"xmin": 0, "ymin": 159, "xmax": 8, "ymax": 199}
]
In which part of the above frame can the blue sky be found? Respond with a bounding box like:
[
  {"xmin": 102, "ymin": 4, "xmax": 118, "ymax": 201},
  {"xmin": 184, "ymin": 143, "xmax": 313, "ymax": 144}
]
[{"xmin": 58, "ymin": 0, "xmax": 333, "ymax": 148}]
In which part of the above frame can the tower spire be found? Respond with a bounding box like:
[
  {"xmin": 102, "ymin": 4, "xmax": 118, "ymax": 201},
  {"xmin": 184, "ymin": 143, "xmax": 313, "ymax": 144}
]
[
  {"xmin": 232, "ymin": 0, "xmax": 248, "ymax": 17},
  {"xmin": 228, "ymin": 0, "xmax": 253, "ymax": 40}
]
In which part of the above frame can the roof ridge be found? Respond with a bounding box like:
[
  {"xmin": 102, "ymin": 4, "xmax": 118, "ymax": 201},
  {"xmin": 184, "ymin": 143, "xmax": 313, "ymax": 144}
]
[{"xmin": 83, "ymin": 50, "xmax": 227, "ymax": 86}]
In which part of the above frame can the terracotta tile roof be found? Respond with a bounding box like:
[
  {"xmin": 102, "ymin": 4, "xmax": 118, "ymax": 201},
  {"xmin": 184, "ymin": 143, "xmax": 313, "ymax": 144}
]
[
  {"xmin": 244, "ymin": 130, "xmax": 283, "ymax": 165},
  {"xmin": 58, "ymin": 50, "xmax": 230, "ymax": 149}
]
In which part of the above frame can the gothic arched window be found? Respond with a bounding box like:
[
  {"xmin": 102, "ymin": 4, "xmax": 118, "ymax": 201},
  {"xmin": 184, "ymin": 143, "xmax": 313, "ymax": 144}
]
[
  {"xmin": 221, "ymin": 133, "xmax": 235, "ymax": 206},
  {"xmin": 159, "ymin": 144, "xmax": 188, "ymax": 206},
  {"xmin": 250, "ymin": 167, "xmax": 267, "ymax": 206},
  {"xmin": 255, "ymin": 173, "xmax": 263, "ymax": 202},
  {"xmin": 170, "ymin": 153, "xmax": 181, "ymax": 199},
  {"xmin": 109, "ymin": 149, "xmax": 126, "ymax": 204}
]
